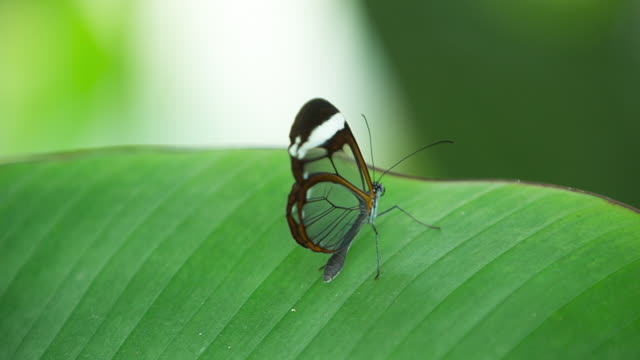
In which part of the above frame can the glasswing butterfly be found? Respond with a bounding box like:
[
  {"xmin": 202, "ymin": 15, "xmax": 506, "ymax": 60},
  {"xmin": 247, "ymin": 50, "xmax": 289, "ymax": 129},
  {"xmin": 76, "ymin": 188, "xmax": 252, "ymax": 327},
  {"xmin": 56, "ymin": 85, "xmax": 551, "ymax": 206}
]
[{"xmin": 286, "ymin": 98, "xmax": 451, "ymax": 282}]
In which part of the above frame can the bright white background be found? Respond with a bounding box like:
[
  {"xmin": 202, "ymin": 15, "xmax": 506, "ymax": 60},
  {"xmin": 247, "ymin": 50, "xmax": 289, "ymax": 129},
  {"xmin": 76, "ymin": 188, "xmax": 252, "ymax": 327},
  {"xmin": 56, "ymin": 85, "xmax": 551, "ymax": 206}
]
[{"xmin": 132, "ymin": 0, "xmax": 414, "ymax": 166}]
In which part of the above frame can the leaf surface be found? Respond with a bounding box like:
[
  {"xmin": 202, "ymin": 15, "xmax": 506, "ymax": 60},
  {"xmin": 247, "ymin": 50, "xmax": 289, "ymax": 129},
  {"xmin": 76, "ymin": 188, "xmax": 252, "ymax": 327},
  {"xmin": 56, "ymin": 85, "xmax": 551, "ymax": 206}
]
[{"xmin": 0, "ymin": 148, "xmax": 638, "ymax": 359}]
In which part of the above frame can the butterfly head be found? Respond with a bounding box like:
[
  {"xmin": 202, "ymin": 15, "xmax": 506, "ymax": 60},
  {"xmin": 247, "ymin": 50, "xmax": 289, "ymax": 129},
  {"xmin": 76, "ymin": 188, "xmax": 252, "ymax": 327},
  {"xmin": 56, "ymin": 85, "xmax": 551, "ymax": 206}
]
[{"xmin": 373, "ymin": 182, "xmax": 385, "ymax": 197}]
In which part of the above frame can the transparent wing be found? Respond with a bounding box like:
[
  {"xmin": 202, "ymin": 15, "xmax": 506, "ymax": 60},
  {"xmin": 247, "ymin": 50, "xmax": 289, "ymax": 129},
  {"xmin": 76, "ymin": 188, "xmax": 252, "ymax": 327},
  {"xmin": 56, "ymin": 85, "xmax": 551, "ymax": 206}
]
[
  {"xmin": 290, "ymin": 181, "xmax": 368, "ymax": 252},
  {"xmin": 298, "ymin": 145, "xmax": 370, "ymax": 195}
]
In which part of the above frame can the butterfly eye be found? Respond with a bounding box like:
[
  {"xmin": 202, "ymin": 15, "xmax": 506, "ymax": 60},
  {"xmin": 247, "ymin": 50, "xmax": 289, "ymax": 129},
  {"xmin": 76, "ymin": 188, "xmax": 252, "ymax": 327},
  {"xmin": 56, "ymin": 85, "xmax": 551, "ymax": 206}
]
[{"xmin": 372, "ymin": 182, "xmax": 385, "ymax": 196}]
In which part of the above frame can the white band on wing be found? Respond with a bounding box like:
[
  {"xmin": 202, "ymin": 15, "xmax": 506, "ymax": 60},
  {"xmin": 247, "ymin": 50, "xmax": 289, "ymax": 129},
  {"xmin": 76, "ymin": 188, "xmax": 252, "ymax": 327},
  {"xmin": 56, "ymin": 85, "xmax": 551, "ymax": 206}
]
[{"xmin": 289, "ymin": 113, "xmax": 346, "ymax": 159}]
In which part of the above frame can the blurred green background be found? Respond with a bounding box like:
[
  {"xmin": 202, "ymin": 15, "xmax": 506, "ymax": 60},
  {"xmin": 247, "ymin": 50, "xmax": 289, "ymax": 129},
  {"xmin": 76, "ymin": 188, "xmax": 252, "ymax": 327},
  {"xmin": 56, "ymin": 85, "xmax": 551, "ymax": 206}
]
[
  {"xmin": 1, "ymin": 1, "xmax": 638, "ymax": 207},
  {"xmin": 364, "ymin": 0, "xmax": 640, "ymax": 207}
]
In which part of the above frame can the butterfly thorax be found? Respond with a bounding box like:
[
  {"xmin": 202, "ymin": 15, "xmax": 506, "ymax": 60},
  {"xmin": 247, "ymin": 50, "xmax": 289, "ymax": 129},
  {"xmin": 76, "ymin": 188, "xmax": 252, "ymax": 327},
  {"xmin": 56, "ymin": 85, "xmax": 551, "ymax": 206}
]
[{"xmin": 370, "ymin": 182, "xmax": 385, "ymax": 223}]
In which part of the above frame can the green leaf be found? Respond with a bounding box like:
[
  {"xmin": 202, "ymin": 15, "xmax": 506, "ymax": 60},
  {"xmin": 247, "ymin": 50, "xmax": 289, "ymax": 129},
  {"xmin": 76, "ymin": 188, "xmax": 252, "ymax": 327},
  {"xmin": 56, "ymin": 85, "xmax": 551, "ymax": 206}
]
[{"xmin": 1, "ymin": 148, "xmax": 639, "ymax": 360}]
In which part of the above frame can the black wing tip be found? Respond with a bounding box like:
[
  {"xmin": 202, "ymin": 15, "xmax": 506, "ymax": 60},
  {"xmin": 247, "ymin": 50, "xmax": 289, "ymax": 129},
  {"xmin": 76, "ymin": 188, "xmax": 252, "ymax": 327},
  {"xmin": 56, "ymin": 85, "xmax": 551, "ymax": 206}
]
[
  {"xmin": 290, "ymin": 98, "xmax": 341, "ymax": 142},
  {"xmin": 304, "ymin": 97, "xmax": 334, "ymax": 107}
]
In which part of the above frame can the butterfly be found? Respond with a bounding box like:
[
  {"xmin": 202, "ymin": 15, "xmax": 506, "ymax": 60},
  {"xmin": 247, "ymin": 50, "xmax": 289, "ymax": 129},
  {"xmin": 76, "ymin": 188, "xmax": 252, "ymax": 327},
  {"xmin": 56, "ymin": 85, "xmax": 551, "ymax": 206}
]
[{"xmin": 286, "ymin": 98, "xmax": 452, "ymax": 282}]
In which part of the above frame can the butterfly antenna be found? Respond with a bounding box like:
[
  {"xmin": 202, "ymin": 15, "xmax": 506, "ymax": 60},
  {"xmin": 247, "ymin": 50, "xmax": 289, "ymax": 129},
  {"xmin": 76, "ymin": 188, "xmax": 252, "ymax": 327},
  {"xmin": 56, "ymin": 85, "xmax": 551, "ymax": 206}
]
[
  {"xmin": 378, "ymin": 140, "xmax": 454, "ymax": 181},
  {"xmin": 361, "ymin": 114, "xmax": 376, "ymax": 181}
]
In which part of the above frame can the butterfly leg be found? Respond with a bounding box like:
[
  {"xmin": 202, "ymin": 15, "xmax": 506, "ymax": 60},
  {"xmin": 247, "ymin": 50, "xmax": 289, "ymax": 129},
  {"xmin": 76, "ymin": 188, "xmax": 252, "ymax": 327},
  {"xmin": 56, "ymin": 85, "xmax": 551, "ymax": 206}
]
[
  {"xmin": 371, "ymin": 223, "xmax": 381, "ymax": 280},
  {"xmin": 378, "ymin": 205, "xmax": 440, "ymax": 230}
]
